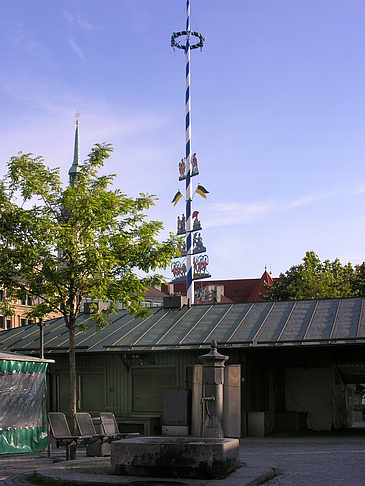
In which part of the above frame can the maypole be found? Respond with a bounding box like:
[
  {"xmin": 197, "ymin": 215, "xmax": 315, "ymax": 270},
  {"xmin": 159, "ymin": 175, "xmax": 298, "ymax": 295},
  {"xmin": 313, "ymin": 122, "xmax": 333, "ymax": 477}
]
[
  {"xmin": 184, "ymin": 0, "xmax": 193, "ymax": 304},
  {"xmin": 171, "ymin": 0, "xmax": 210, "ymax": 304}
]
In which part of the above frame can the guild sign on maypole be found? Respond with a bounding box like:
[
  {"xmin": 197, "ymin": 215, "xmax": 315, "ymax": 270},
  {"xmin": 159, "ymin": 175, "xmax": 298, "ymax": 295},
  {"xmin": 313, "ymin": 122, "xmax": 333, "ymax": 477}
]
[{"xmin": 170, "ymin": 0, "xmax": 210, "ymax": 304}]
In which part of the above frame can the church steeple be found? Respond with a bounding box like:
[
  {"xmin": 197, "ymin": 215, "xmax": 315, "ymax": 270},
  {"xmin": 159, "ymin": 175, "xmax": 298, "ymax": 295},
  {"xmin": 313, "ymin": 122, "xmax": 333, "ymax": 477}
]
[{"xmin": 68, "ymin": 112, "xmax": 80, "ymax": 187}]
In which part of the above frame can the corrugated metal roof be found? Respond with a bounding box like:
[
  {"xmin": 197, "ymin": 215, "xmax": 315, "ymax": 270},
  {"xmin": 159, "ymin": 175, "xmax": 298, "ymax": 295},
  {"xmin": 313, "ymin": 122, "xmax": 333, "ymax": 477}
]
[
  {"xmin": 1, "ymin": 297, "xmax": 365, "ymax": 355},
  {"xmin": 0, "ymin": 350, "xmax": 54, "ymax": 363}
]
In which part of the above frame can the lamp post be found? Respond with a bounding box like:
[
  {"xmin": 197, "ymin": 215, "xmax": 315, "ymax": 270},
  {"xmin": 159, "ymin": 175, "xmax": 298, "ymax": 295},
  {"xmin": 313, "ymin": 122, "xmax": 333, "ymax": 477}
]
[{"xmin": 38, "ymin": 318, "xmax": 44, "ymax": 359}]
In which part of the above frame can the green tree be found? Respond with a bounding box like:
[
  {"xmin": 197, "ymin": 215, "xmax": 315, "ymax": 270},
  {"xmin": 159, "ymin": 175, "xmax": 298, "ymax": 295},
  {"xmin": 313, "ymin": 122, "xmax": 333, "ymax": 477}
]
[
  {"xmin": 0, "ymin": 144, "xmax": 177, "ymax": 456},
  {"xmin": 351, "ymin": 261, "xmax": 365, "ymax": 296},
  {"xmin": 264, "ymin": 251, "xmax": 356, "ymax": 301}
]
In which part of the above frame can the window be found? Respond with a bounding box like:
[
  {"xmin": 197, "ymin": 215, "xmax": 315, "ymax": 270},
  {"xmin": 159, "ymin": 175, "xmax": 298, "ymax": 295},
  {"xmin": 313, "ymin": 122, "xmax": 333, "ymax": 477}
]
[
  {"xmin": 27, "ymin": 296, "xmax": 33, "ymax": 306},
  {"xmin": 0, "ymin": 290, "xmax": 3, "ymax": 301},
  {"xmin": 0, "ymin": 317, "xmax": 4, "ymax": 329},
  {"xmin": 6, "ymin": 319, "xmax": 12, "ymax": 329},
  {"xmin": 21, "ymin": 318, "xmax": 27, "ymax": 327},
  {"xmin": 20, "ymin": 297, "xmax": 26, "ymax": 305}
]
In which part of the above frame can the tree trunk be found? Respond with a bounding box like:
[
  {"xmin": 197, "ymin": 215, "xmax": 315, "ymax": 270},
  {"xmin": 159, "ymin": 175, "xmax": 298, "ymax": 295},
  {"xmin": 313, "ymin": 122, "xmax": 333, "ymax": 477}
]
[{"xmin": 68, "ymin": 320, "xmax": 77, "ymax": 460}]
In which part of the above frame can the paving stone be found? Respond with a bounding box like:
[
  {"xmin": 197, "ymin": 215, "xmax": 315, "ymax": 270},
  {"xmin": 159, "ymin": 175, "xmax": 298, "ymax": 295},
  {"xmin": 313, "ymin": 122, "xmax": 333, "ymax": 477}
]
[
  {"xmin": 239, "ymin": 431, "xmax": 365, "ymax": 486},
  {"xmin": 1, "ymin": 431, "xmax": 365, "ymax": 486}
]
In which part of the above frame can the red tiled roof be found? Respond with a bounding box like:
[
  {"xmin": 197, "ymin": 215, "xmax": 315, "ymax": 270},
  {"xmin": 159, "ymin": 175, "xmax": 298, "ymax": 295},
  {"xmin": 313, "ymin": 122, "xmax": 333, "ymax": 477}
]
[
  {"xmin": 161, "ymin": 271, "xmax": 275, "ymax": 303},
  {"xmin": 143, "ymin": 286, "xmax": 170, "ymax": 299},
  {"xmin": 247, "ymin": 270, "xmax": 274, "ymax": 302}
]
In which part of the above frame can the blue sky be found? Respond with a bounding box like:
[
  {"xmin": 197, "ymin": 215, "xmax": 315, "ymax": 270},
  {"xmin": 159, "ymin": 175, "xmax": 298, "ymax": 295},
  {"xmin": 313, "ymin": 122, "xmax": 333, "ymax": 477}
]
[{"xmin": 1, "ymin": 1, "xmax": 365, "ymax": 279}]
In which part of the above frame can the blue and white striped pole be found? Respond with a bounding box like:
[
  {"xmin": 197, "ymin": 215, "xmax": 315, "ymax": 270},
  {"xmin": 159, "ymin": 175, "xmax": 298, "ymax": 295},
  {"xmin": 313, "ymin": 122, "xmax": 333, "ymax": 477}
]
[
  {"xmin": 185, "ymin": 0, "xmax": 194, "ymax": 304},
  {"xmin": 171, "ymin": 0, "xmax": 205, "ymax": 303}
]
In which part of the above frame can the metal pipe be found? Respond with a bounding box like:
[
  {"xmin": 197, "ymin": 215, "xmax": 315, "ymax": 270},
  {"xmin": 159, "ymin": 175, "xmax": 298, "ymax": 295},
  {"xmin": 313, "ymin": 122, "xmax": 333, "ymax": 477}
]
[{"xmin": 39, "ymin": 318, "xmax": 44, "ymax": 359}]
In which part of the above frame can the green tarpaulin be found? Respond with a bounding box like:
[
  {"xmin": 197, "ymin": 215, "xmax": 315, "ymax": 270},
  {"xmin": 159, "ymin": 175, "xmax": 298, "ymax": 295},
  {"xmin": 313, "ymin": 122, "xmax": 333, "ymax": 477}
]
[
  {"xmin": 0, "ymin": 352, "xmax": 51, "ymax": 454},
  {"xmin": 0, "ymin": 428, "xmax": 48, "ymax": 453}
]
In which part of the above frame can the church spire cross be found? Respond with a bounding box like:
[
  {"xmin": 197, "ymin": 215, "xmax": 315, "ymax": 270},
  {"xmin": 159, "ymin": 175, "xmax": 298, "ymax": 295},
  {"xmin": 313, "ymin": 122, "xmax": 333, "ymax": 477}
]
[{"xmin": 68, "ymin": 112, "xmax": 81, "ymax": 187}]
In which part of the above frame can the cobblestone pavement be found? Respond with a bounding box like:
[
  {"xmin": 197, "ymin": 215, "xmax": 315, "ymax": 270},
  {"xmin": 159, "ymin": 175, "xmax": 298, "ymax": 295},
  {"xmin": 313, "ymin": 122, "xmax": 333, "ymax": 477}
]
[
  {"xmin": 240, "ymin": 429, "xmax": 365, "ymax": 486},
  {"xmin": 0, "ymin": 449, "xmax": 274, "ymax": 486},
  {"xmin": 1, "ymin": 430, "xmax": 365, "ymax": 486},
  {"xmin": 0, "ymin": 451, "xmax": 80, "ymax": 484}
]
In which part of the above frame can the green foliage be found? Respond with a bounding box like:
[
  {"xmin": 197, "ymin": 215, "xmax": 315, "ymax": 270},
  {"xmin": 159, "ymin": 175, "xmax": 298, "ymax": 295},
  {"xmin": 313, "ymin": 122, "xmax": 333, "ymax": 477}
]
[
  {"xmin": 265, "ymin": 251, "xmax": 365, "ymax": 301},
  {"xmin": 0, "ymin": 143, "xmax": 178, "ymax": 326},
  {"xmin": 0, "ymin": 141, "xmax": 178, "ymax": 440}
]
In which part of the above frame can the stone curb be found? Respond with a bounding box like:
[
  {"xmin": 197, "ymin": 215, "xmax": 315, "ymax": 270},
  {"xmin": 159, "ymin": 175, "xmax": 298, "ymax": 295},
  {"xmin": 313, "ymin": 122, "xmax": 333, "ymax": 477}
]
[
  {"xmin": 31, "ymin": 458, "xmax": 278, "ymax": 486},
  {"xmin": 1, "ymin": 472, "xmax": 35, "ymax": 485}
]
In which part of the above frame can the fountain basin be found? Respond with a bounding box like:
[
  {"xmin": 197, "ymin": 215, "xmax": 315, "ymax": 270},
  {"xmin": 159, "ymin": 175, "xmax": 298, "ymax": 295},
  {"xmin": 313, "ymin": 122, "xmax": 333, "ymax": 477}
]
[{"xmin": 111, "ymin": 436, "xmax": 239, "ymax": 479}]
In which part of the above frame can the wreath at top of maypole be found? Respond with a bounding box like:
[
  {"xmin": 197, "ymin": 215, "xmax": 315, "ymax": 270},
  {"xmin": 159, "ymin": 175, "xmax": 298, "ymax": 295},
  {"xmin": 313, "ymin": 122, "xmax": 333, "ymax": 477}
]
[{"xmin": 171, "ymin": 31, "xmax": 205, "ymax": 50}]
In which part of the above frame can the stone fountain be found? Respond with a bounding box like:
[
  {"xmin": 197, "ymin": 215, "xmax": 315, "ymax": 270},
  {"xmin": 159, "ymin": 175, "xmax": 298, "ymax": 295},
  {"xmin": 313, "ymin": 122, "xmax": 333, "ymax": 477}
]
[{"xmin": 111, "ymin": 341, "xmax": 239, "ymax": 479}]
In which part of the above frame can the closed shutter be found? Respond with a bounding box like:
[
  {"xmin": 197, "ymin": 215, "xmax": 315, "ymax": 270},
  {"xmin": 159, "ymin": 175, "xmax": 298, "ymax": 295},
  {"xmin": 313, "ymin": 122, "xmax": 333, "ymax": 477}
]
[{"xmin": 132, "ymin": 367, "xmax": 176, "ymax": 412}]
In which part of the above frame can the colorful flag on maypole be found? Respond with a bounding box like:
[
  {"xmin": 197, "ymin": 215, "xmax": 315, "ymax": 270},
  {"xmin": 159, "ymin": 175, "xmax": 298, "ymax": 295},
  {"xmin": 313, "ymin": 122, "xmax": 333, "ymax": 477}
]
[
  {"xmin": 195, "ymin": 184, "xmax": 209, "ymax": 198},
  {"xmin": 171, "ymin": 190, "xmax": 183, "ymax": 206}
]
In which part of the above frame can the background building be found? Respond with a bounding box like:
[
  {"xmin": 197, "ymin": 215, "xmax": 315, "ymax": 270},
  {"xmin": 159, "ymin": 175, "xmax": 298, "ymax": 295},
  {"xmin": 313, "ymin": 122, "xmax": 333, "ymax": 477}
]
[
  {"xmin": 0, "ymin": 290, "xmax": 60, "ymax": 331},
  {"xmin": 0, "ymin": 290, "xmax": 36, "ymax": 330},
  {"xmin": 162, "ymin": 269, "xmax": 274, "ymax": 304}
]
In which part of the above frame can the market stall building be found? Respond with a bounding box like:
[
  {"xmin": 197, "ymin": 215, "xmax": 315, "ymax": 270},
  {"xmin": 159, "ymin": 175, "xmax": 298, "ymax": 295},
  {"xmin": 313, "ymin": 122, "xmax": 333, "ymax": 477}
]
[{"xmin": 0, "ymin": 297, "xmax": 364, "ymax": 437}]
